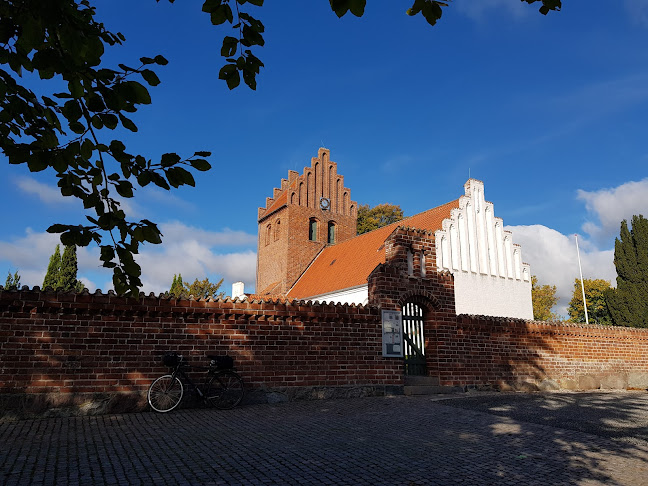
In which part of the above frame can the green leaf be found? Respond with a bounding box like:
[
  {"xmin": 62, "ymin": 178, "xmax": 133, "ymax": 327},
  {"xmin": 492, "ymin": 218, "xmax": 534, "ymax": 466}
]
[
  {"xmin": 141, "ymin": 69, "xmax": 161, "ymax": 86},
  {"xmin": 161, "ymin": 152, "xmax": 181, "ymax": 167},
  {"xmin": 102, "ymin": 113, "xmax": 119, "ymax": 129},
  {"xmin": 81, "ymin": 139, "xmax": 94, "ymax": 160},
  {"xmin": 219, "ymin": 64, "xmax": 240, "ymax": 90},
  {"xmin": 119, "ymin": 114, "xmax": 138, "ymax": 132},
  {"xmin": 190, "ymin": 159, "xmax": 212, "ymax": 171},
  {"xmin": 69, "ymin": 121, "xmax": 86, "ymax": 134},
  {"xmin": 68, "ymin": 79, "xmax": 83, "ymax": 98},
  {"xmin": 47, "ymin": 224, "xmax": 70, "ymax": 234},
  {"xmin": 221, "ymin": 36, "xmax": 238, "ymax": 57}
]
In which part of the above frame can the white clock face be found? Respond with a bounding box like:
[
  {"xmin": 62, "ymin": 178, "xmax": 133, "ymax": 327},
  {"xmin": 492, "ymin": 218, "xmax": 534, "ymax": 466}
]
[{"xmin": 320, "ymin": 197, "xmax": 331, "ymax": 210}]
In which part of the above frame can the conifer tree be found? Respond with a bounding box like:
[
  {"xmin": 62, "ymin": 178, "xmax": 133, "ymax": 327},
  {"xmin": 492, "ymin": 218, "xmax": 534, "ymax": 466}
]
[
  {"xmin": 43, "ymin": 244, "xmax": 83, "ymax": 291},
  {"xmin": 169, "ymin": 274, "xmax": 184, "ymax": 297},
  {"xmin": 606, "ymin": 215, "xmax": 648, "ymax": 327},
  {"xmin": 4, "ymin": 270, "xmax": 21, "ymax": 290},
  {"xmin": 43, "ymin": 244, "xmax": 62, "ymax": 289},
  {"xmin": 58, "ymin": 245, "xmax": 80, "ymax": 291}
]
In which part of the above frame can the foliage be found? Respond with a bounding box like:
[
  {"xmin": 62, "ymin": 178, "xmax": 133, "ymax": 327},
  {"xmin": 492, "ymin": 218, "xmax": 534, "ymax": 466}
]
[
  {"xmin": 169, "ymin": 274, "xmax": 224, "ymax": 299},
  {"xmin": 357, "ymin": 203, "xmax": 404, "ymax": 235},
  {"xmin": 4, "ymin": 270, "xmax": 21, "ymax": 290},
  {"xmin": 567, "ymin": 278, "xmax": 612, "ymax": 325},
  {"xmin": 0, "ymin": 1, "xmax": 560, "ymax": 295},
  {"xmin": 42, "ymin": 244, "xmax": 84, "ymax": 291},
  {"xmin": 531, "ymin": 275, "xmax": 559, "ymax": 321},
  {"xmin": 184, "ymin": 277, "xmax": 224, "ymax": 299},
  {"xmin": 169, "ymin": 274, "xmax": 184, "ymax": 297},
  {"xmin": 606, "ymin": 215, "xmax": 648, "ymax": 327},
  {"xmin": 43, "ymin": 244, "xmax": 62, "ymax": 289}
]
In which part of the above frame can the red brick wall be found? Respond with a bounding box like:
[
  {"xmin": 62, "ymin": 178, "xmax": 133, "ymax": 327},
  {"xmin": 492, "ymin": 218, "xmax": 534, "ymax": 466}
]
[
  {"xmin": 2, "ymin": 285, "xmax": 648, "ymax": 409},
  {"xmin": 0, "ymin": 289, "xmax": 402, "ymax": 397},
  {"xmin": 433, "ymin": 316, "xmax": 648, "ymax": 389}
]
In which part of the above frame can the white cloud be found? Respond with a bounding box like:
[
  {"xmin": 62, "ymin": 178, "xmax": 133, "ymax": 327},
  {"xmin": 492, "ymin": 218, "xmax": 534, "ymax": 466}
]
[
  {"xmin": 508, "ymin": 224, "xmax": 616, "ymax": 318},
  {"xmin": 577, "ymin": 178, "xmax": 648, "ymax": 243},
  {"xmin": 15, "ymin": 177, "xmax": 74, "ymax": 205},
  {"xmin": 455, "ymin": 0, "xmax": 530, "ymax": 22},
  {"xmin": 0, "ymin": 228, "xmax": 104, "ymax": 289},
  {"xmin": 136, "ymin": 222, "xmax": 257, "ymax": 294},
  {"xmin": 625, "ymin": 0, "xmax": 648, "ymax": 26},
  {"xmin": 0, "ymin": 222, "xmax": 257, "ymax": 295}
]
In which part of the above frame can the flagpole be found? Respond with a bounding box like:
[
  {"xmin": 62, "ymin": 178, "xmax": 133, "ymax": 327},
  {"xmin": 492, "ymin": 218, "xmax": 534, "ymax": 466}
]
[{"xmin": 575, "ymin": 234, "xmax": 589, "ymax": 325}]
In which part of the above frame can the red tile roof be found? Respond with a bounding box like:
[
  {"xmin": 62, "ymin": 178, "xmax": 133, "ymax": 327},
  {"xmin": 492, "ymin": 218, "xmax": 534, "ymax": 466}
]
[{"xmin": 287, "ymin": 199, "xmax": 459, "ymax": 299}]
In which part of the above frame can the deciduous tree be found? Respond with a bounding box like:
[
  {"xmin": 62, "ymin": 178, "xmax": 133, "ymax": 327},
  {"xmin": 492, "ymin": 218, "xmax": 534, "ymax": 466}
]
[
  {"xmin": 567, "ymin": 278, "xmax": 612, "ymax": 325},
  {"xmin": 168, "ymin": 274, "xmax": 223, "ymax": 299},
  {"xmin": 606, "ymin": 215, "xmax": 648, "ymax": 327},
  {"xmin": 1, "ymin": 0, "xmax": 561, "ymax": 295},
  {"xmin": 357, "ymin": 203, "xmax": 404, "ymax": 235},
  {"xmin": 531, "ymin": 275, "xmax": 559, "ymax": 321}
]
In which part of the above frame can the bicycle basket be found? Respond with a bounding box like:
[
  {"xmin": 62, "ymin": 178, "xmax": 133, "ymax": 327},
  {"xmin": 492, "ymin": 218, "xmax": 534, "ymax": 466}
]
[
  {"xmin": 212, "ymin": 356, "xmax": 234, "ymax": 370},
  {"xmin": 162, "ymin": 353, "xmax": 180, "ymax": 367}
]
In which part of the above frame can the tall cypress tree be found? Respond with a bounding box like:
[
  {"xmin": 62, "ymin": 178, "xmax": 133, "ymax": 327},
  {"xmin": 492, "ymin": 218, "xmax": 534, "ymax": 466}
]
[
  {"xmin": 58, "ymin": 245, "xmax": 79, "ymax": 291},
  {"xmin": 169, "ymin": 274, "xmax": 184, "ymax": 297},
  {"xmin": 43, "ymin": 244, "xmax": 62, "ymax": 289},
  {"xmin": 606, "ymin": 215, "xmax": 648, "ymax": 327}
]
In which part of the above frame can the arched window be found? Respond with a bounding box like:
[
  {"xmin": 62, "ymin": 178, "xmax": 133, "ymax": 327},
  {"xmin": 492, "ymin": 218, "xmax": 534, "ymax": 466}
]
[
  {"xmin": 327, "ymin": 221, "xmax": 336, "ymax": 244},
  {"xmin": 309, "ymin": 218, "xmax": 318, "ymax": 241},
  {"xmin": 407, "ymin": 249, "xmax": 414, "ymax": 276},
  {"xmin": 265, "ymin": 224, "xmax": 271, "ymax": 246},
  {"xmin": 274, "ymin": 219, "xmax": 281, "ymax": 241}
]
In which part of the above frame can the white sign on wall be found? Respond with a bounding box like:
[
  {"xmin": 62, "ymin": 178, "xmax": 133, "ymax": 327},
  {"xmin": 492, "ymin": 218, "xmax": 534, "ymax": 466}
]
[{"xmin": 381, "ymin": 310, "xmax": 403, "ymax": 357}]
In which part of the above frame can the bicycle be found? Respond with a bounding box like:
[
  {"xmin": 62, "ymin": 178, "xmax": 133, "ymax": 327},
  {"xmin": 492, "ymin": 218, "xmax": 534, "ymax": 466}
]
[{"xmin": 147, "ymin": 353, "xmax": 244, "ymax": 413}]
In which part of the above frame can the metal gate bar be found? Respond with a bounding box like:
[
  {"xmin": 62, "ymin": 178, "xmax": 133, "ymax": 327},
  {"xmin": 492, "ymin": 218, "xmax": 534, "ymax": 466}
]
[{"xmin": 403, "ymin": 302, "xmax": 426, "ymax": 376}]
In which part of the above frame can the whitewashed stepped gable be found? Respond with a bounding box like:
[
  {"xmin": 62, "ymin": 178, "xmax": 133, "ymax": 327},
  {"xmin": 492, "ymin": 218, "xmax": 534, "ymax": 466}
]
[{"xmin": 435, "ymin": 179, "xmax": 533, "ymax": 319}]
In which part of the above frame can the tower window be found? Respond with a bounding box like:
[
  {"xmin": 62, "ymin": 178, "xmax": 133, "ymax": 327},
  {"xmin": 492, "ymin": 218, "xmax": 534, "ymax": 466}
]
[
  {"xmin": 265, "ymin": 224, "xmax": 271, "ymax": 246},
  {"xmin": 309, "ymin": 218, "xmax": 318, "ymax": 241},
  {"xmin": 328, "ymin": 221, "xmax": 336, "ymax": 244},
  {"xmin": 274, "ymin": 219, "xmax": 281, "ymax": 241}
]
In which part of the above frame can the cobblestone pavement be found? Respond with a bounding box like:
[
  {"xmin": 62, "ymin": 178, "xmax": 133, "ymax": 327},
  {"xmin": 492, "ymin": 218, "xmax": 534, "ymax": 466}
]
[{"xmin": 2, "ymin": 391, "xmax": 648, "ymax": 485}]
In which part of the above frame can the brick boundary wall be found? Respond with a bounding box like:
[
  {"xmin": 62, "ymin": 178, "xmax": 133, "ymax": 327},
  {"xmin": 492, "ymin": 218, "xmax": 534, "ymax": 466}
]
[
  {"xmin": 2, "ymin": 287, "xmax": 648, "ymax": 417},
  {"xmin": 0, "ymin": 288, "xmax": 402, "ymax": 417},
  {"xmin": 435, "ymin": 316, "xmax": 648, "ymax": 391}
]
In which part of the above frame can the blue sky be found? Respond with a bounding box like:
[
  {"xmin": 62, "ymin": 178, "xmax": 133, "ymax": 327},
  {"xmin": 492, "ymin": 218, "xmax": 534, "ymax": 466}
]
[{"xmin": 1, "ymin": 0, "xmax": 647, "ymax": 317}]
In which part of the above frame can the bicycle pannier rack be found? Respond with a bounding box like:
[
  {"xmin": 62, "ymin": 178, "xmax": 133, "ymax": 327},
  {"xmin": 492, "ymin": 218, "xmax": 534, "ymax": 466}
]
[
  {"xmin": 211, "ymin": 356, "xmax": 234, "ymax": 370},
  {"xmin": 162, "ymin": 353, "xmax": 180, "ymax": 367}
]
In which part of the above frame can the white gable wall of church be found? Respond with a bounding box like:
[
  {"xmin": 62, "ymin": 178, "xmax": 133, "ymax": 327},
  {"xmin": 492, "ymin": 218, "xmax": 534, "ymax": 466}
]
[{"xmin": 435, "ymin": 179, "xmax": 533, "ymax": 320}]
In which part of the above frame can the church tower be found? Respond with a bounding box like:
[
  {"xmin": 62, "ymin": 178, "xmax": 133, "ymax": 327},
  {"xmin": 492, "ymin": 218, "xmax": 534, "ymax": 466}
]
[{"xmin": 256, "ymin": 148, "xmax": 357, "ymax": 296}]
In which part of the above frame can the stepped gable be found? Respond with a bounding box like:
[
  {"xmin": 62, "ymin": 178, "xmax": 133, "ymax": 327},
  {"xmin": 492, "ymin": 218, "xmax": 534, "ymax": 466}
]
[
  {"xmin": 287, "ymin": 199, "xmax": 459, "ymax": 299},
  {"xmin": 257, "ymin": 148, "xmax": 356, "ymax": 223}
]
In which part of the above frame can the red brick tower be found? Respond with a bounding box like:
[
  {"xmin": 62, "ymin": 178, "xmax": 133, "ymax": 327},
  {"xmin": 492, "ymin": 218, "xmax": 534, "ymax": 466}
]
[{"xmin": 256, "ymin": 148, "xmax": 357, "ymax": 296}]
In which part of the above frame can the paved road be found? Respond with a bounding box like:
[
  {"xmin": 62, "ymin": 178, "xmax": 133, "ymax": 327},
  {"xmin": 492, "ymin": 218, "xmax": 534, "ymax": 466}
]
[{"xmin": 2, "ymin": 391, "xmax": 648, "ymax": 485}]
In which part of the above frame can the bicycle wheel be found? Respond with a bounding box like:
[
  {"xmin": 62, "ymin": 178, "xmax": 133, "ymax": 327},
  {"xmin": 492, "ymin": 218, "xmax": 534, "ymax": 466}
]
[
  {"xmin": 148, "ymin": 375, "xmax": 184, "ymax": 412},
  {"xmin": 205, "ymin": 370, "xmax": 244, "ymax": 410}
]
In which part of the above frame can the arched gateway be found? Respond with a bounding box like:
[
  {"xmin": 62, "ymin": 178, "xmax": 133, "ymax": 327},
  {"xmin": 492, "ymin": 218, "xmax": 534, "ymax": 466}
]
[{"xmin": 402, "ymin": 301, "xmax": 426, "ymax": 376}]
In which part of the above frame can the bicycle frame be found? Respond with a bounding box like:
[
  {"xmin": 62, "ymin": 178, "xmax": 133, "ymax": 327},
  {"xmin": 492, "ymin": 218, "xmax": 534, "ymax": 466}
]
[{"xmin": 170, "ymin": 358, "xmax": 211, "ymax": 399}]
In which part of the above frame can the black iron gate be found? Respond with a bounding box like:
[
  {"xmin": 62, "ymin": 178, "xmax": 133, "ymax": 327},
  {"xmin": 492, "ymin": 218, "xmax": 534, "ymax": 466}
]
[{"xmin": 402, "ymin": 302, "xmax": 426, "ymax": 376}]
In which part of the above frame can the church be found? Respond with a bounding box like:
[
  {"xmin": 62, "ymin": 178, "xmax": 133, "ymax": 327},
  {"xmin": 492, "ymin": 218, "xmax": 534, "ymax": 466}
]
[{"xmin": 255, "ymin": 148, "xmax": 533, "ymax": 320}]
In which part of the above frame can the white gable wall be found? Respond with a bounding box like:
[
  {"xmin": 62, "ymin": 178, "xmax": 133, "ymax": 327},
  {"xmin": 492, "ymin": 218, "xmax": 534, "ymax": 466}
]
[{"xmin": 435, "ymin": 179, "xmax": 533, "ymax": 319}]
